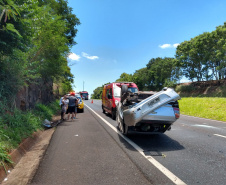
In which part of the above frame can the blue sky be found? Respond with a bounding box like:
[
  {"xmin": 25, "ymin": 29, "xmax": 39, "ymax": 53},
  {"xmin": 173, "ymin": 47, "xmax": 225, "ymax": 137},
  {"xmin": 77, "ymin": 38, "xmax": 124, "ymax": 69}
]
[{"xmin": 67, "ymin": 0, "xmax": 226, "ymax": 96}]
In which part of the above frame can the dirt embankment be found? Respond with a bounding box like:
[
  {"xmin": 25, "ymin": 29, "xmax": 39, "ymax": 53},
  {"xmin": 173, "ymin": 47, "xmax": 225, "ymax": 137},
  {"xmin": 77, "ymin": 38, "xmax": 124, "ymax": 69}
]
[{"xmin": 176, "ymin": 79, "xmax": 226, "ymax": 97}]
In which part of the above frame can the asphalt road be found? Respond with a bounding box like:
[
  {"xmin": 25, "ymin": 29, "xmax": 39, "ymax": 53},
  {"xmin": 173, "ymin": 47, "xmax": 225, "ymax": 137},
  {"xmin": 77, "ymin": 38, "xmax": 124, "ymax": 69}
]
[{"xmin": 30, "ymin": 100, "xmax": 226, "ymax": 185}]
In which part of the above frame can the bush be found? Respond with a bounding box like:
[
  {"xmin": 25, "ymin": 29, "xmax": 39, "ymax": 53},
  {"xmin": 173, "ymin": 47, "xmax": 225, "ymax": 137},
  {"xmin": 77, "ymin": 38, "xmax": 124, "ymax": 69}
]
[
  {"xmin": 175, "ymin": 84, "xmax": 195, "ymax": 93},
  {"xmin": 0, "ymin": 100, "xmax": 60, "ymax": 166},
  {"xmin": 163, "ymin": 79, "xmax": 177, "ymax": 89}
]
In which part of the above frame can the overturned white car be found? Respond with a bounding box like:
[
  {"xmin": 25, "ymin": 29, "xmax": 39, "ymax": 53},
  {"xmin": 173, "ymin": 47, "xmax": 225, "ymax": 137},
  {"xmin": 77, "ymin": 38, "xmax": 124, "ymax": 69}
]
[{"xmin": 116, "ymin": 85, "xmax": 181, "ymax": 135}]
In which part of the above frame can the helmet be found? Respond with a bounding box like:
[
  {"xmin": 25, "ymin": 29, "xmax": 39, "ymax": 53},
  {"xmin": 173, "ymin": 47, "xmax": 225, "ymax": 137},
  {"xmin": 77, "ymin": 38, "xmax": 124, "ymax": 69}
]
[{"xmin": 70, "ymin": 91, "xmax": 75, "ymax": 96}]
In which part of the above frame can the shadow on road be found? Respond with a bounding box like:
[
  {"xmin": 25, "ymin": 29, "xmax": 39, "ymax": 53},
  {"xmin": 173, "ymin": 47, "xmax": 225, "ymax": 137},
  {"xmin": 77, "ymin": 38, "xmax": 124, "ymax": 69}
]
[
  {"xmin": 117, "ymin": 130, "xmax": 184, "ymax": 156},
  {"xmin": 103, "ymin": 112, "xmax": 113, "ymax": 119},
  {"xmin": 101, "ymin": 111, "xmax": 185, "ymax": 155},
  {"xmin": 88, "ymin": 108, "xmax": 184, "ymax": 156},
  {"xmin": 57, "ymin": 121, "xmax": 75, "ymax": 127}
]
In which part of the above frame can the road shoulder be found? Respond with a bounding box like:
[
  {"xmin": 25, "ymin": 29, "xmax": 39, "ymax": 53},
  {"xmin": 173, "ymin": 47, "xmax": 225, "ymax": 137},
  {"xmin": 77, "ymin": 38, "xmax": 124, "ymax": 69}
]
[{"xmin": 1, "ymin": 128, "xmax": 55, "ymax": 185}]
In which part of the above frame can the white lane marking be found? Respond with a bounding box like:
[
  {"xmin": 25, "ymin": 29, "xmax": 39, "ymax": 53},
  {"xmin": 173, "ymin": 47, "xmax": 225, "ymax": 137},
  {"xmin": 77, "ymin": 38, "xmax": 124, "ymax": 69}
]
[
  {"xmin": 193, "ymin": 124, "xmax": 218, "ymax": 129},
  {"xmin": 214, "ymin": 134, "xmax": 226, "ymax": 139},
  {"xmin": 180, "ymin": 122, "xmax": 221, "ymax": 130},
  {"xmin": 181, "ymin": 115, "xmax": 226, "ymax": 124},
  {"xmin": 85, "ymin": 104, "xmax": 186, "ymax": 185}
]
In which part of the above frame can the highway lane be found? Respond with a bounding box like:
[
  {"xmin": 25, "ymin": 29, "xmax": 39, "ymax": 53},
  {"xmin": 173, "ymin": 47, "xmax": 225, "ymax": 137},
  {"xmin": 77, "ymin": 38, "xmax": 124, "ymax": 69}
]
[
  {"xmin": 86, "ymin": 99, "xmax": 226, "ymax": 185},
  {"xmin": 31, "ymin": 101, "xmax": 171, "ymax": 185}
]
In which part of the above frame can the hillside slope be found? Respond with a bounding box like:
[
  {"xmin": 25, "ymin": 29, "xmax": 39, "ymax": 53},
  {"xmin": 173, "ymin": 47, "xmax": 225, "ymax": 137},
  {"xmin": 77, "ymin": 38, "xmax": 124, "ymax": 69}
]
[{"xmin": 176, "ymin": 79, "xmax": 226, "ymax": 97}]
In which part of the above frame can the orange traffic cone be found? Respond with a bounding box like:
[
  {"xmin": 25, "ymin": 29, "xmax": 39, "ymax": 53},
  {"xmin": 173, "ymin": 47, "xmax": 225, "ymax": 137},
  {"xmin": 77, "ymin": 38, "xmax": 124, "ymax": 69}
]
[{"xmin": 91, "ymin": 99, "xmax": 93, "ymax": 103}]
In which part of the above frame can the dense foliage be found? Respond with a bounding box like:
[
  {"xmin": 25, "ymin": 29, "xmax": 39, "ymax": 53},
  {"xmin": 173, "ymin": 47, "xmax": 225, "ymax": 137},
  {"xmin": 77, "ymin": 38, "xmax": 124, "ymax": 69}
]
[
  {"xmin": 0, "ymin": 100, "xmax": 60, "ymax": 165},
  {"xmin": 0, "ymin": 0, "xmax": 80, "ymax": 166},
  {"xmin": 91, "ymin": 85, "xmax": 104, "ymax": 99},
  {"xmin": 116, "ymin": 58, "xmax": 180, "ymax": 91},
  {"xmin": 176, "ymin": 24, "xmax": 226, "ymax": 82},
  {"xmin": 0, "ymin": 0, "xmax": 80, "ymax": 103}
]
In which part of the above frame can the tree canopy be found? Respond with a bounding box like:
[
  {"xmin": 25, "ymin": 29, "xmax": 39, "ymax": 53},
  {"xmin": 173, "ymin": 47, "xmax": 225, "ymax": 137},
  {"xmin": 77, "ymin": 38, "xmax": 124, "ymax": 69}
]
[
  {"xmin": 115, "ymin": 57, "xmax": 180, "ymax": 91},
  {"xmin": 91, "ymin": 85, "xmax": 104, "ymax": 99},
  {"xmin": 176, "ymin": 23, "xmax": 226, "ymax": 81},
  {"xmin": 0, "ymin": 0, "xmax": 80, "ymax": 103}
]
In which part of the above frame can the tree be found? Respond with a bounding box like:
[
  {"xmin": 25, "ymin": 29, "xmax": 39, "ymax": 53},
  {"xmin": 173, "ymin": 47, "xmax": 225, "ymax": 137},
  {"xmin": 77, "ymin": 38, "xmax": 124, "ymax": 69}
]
[
  {"xmin": 0, "ymin": 0, "xmax": 80, "ymax": 104},
  {"xmin": 91, "ymin": 85, "xmax": 104, "ymax": 99},
  {"xmin": 176, "ymin": 22, "xmax": 226, "ymax": 81},
  {"xmin": 59, "ymin": 65, "xmax": 74, "ymax": 94},
  {"xmin": 38, "ymin": 0, "xmax": 80, "ymax": 46},
  {"xmin": 116, "ymin": 73, "xmax": 133, "ymax": 82},
  {"xmin": 176, "ymin": 40, "xmax": 197, "ymax": 82},
  {"xmin": 133, "ymin": 67, "xmax": 150, "ymax": 90},
  {"xmin": 214, "ymin": 23, "xmax": 226, "ymax": 79},
  {"xmin": 146, "ymin": 57, "xmax": 180, "ymax": 90},
  {"xmin": 0, "ymin": 0, "xmax": 25, "ymax": 55},
  {"xmin": 0, "ymin": 0, "xmax": 21, "ymax": 35}
]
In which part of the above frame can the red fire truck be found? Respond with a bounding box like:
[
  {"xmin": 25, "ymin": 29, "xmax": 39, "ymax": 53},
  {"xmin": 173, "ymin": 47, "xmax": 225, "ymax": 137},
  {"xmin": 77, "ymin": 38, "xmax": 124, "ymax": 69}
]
[{"xmin": 80, "ymin": 91, "xmax": 89, "ymax": 100}]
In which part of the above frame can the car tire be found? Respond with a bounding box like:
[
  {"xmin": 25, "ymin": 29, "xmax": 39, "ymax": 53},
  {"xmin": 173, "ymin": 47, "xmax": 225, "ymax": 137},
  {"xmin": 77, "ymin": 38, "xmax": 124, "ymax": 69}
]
[
  {"xmin": 102, "ymin": 105, "xmax": 105, "ymax": 114},
  {"xmin": 117, "ymin": 108, "xmax": 124, "ymax": 133},
  {"xmin": 124, "ymin": 124, "xmax": 129, "ymax": 135},
  {"xmin": 112, "ymin": 108, "xmax": 116, "ymax": 120},
  {"xmin": 116, "ymin": 105, "xmax": 129, "ymax": 135}
]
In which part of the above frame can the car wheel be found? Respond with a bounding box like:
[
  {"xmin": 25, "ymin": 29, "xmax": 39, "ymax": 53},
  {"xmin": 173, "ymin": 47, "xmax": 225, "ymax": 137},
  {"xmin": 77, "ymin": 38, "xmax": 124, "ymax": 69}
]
[
  {"xmin": 112, "ymin": 108, "xmax": 116, "ymax": 120},
  {"xmin": 117, "ymin": 109, "xmax": 124, "ymax": 133},
  {"xmin": 124, "ymin": 124, "xmax": 129, "ymax": 135},
  {"xmin": 102, "ymin": 105, "xmax": 105, "ymax": 114}
]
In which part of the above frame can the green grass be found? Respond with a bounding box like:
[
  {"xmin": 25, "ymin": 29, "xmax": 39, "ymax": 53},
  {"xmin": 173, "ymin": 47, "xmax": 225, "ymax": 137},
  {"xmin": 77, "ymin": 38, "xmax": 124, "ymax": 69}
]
[
  {"xmin": 0, "ymin": 100, "xmax": 60, "ymax": 166},
  {"xmin": 178, "ymin": 97, "xmax": 226, "ymax": 122}
]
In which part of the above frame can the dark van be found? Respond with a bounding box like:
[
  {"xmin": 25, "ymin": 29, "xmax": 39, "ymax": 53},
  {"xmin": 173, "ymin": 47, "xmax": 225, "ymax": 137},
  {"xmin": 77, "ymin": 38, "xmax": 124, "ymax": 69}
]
[{"xmin": 102, "ymin": 82, "xmax": 139, "ymax": 120}]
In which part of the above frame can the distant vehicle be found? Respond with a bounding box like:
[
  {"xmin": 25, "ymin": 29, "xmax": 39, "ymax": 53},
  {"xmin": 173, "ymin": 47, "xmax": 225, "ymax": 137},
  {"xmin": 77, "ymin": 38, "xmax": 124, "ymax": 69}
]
[
  {"xmin": 75, "ymin": 94, "xmax": 84, "ymax": 113},
  {"xmin": 80, "ymin": 91, "xmax": 89, "ymax": 100},
  {"xmin": 102, "ymin": 82, "xmax": 139, "ymax": 120}
]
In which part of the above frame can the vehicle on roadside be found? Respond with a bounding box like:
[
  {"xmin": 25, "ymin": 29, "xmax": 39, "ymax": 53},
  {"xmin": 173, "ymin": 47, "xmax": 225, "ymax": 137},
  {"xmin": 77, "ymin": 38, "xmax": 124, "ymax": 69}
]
[
  {"xmin": 102, "ymin": 82, "xmax": 139, "ymax": 120},
  {"xmin": 80, "ymin": 91, "xmax": 89, "ymax": 100},
  {"xmin": 116, "ymin": 85, "xmax": 180, "ymax": 135},
  {"xmin": 75, "ymin": 94, "xmax": 84, "ymax": 113}
]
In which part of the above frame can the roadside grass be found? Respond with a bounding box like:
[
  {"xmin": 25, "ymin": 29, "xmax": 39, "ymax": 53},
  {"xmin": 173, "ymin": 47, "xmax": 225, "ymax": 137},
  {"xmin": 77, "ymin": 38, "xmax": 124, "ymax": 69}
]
[
  {"xmin": 178, "ymin": 97, "xmax": 226, "ymax": 122},
  {"xmin": 0, "ymin": 100, "xmax": 60, "ymax": 167}
]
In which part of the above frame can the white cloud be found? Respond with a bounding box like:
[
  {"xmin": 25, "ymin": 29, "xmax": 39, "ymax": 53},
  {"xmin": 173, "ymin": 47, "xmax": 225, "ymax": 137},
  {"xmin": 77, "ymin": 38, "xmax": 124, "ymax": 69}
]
[
  {"xmin": 159, "ymin": 44, "xmax": 171, "ymax": 49},
  {"xmin": 68, "ymin": 53, "xmax": 81, "ymax": 61},
  {"xmin": 173, "ymin": 43, "xmax": 180, "ymax": 48},
  {"xmin": 159, "ymin": 43, "xmax": 180, "ymax": 49},
  {"xmin": 82, "ymin": 52, "xmax": 99, "ymax": 60}
]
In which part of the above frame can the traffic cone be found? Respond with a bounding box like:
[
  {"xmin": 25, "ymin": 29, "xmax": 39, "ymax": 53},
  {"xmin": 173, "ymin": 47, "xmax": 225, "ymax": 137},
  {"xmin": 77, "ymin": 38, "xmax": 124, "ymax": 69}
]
[{"xmin": 91, "ymin": 99, "xmax": 93, "ymax": 103}]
